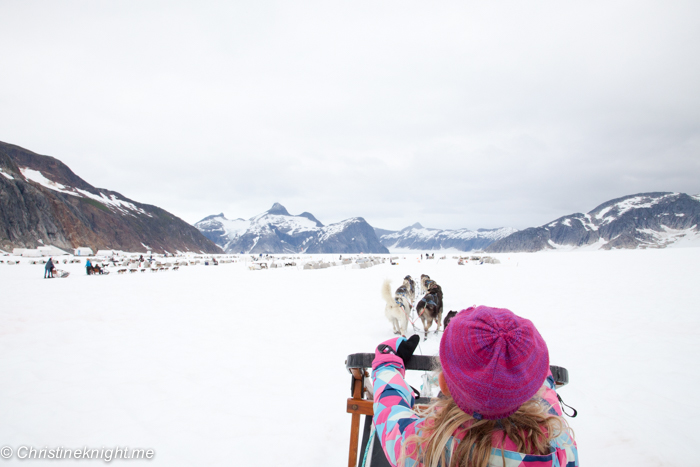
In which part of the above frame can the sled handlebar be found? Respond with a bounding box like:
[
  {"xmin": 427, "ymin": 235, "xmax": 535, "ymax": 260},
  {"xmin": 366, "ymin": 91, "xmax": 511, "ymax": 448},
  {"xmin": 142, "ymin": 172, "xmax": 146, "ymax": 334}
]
[{"xmin": 345, "ymin": 353, "xmax": 569, "ymax": 387}]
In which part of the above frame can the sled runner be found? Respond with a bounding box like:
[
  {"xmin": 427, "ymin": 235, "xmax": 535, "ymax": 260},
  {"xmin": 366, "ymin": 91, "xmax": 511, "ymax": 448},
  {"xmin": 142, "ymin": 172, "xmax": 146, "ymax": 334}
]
[{"xmin": 345, "ymin": 353, "xmax": 569, "ymax": 467}]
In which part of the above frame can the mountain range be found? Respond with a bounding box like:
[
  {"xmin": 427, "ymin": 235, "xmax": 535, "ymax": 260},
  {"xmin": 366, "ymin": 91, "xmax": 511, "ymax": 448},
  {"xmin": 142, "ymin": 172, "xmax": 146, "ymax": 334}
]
[
  {"xmin": 375, "ymin": 223, "xmax": 517, "ymax": 252},
  {"xmin": 485, "ymin": 192, "xmax": 700, "ymax": 253},
  {"xmin": 195, "ymin": 204, "xmax": 389, "ymax": 254},
  {"xmin": 0, "ymin": 141, "xmax": 220, "ymax": 254},
  {"xmin": 3, "ymin": 142, "xmax": 698, "ymax": 256}
]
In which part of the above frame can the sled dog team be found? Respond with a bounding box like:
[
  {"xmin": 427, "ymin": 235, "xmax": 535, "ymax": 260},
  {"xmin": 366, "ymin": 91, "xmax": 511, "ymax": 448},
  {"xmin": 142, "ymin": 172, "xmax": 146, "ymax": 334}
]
[{"xmin": 382, "ymin": 274, "xmax": 452, "ymax": 338}]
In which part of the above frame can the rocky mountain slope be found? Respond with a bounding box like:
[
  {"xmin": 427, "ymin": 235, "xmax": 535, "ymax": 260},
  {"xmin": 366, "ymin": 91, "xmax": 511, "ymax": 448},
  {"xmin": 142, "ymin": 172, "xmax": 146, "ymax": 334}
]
[
  {"xmin": 376, "ymin": 223, "xmax": 517, "ymax": 252},
  {"xmin": 195, "ymin": 203, "xmax": 389, "ymax": 254},
  {"xmin": 485, "ymin": 192, "xmax": 700, "ymax": 253},
  {"xmin": 0, "ymin": 141, "xmax": 220, "ymax": 254}
]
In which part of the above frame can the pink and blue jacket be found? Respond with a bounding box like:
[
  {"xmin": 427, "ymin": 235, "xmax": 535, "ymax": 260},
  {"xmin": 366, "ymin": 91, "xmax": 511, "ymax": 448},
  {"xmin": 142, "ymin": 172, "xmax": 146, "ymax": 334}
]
[{"xmin": 372, "ymin": 339, "xmax": 578, "ymax": 467}]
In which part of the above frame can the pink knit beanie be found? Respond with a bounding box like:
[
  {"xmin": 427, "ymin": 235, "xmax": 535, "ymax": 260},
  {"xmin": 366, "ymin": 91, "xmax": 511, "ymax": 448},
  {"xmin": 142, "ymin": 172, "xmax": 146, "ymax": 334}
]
[{"xmin": 439, "ymin": 306, "xmax": 549, "ymax": 420}]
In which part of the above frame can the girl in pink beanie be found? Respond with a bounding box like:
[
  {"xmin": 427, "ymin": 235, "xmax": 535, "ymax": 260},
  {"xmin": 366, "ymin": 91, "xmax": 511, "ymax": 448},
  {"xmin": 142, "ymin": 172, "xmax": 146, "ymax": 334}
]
[{"xmin": 371, "ymin": 306, "xmax": 578, "ymax": 467}]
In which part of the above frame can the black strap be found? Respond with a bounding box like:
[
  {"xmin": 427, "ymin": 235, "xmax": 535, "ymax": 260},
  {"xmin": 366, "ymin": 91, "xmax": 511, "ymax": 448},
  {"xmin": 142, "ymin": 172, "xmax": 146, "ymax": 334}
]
[{"xmin": 557, "ymin": 394, "xmax": 578, "ymax": 418}]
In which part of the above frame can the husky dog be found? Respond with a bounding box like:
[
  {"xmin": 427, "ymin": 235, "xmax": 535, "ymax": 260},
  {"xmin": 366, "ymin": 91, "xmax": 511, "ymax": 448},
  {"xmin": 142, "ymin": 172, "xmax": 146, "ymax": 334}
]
[
  {"xmin": 416, "ymin": 292, "xmax": 443, "ymax": 338},
  {"xmin": 381, "ymin": 279, "xmax": 411, "ymax": 336},
  {"xmin": 426, "ymin": 282, "xmax": 443, "ymax": 314},
  {"xmin": 416, "ymin": 294, "xmax": 438, "ymax": 336},
  {"xmin": 443, "ymin": 310, "xmax": 458, "ymax": 329},
  {"xmin": 402, "ymin": 275, "xmax": 416, "ymax": 303},
  {"xmin": 416, "ymin": 280, "xmax": 444, "ymax": 337},
  {"xmin": 420, "ymin": 274, "xmax": 431, "ymax": 294}
]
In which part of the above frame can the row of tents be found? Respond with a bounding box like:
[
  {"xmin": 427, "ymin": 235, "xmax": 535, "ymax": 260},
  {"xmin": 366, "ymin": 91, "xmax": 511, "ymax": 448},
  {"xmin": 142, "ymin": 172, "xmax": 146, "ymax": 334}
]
[{"xmin": 8, "ymin": 246, "xmax": 95, "ymax": 257}]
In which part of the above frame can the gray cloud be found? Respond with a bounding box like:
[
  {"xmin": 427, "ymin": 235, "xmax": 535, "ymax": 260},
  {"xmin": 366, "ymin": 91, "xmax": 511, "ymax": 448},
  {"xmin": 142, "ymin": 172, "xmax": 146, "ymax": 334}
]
[{"xmin": 1, "ymin": 0, "xmax": 698, "ymax": 231}]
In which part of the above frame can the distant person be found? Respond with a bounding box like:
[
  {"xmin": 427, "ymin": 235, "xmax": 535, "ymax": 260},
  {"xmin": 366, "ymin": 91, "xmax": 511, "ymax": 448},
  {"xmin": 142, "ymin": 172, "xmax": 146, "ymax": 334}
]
[
  {"xmin": 85, "ymin": 258, "xmax": 92, "ymax": 275},
  {"xmin": 44, "ymin": 258, "xmax": 54, "ymax": 279}
]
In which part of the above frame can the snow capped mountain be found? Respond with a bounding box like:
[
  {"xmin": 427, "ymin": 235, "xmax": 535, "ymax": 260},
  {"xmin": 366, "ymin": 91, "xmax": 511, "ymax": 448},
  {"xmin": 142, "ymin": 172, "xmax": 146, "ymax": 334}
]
[
  {"xmin": 195, "ymin": 214, "xmax": 251, "ymax": 252},
  {"xmin": 195, "ymin": 204, "xmax": 388, "ymax": 254},
  {"xmin": 376, "ymin": 223, "xmax": 517, "ymax": 252},
  {"xmin": 19, "ymin": 166, "xmax": 153, "ymax": 218},
  {"xmin": 486, "ymin": 192, "xmax": 700, "ymax": 253},
  {"xmin": 0, "ymin": 140, "xmax": 219, "ymax": 254}
]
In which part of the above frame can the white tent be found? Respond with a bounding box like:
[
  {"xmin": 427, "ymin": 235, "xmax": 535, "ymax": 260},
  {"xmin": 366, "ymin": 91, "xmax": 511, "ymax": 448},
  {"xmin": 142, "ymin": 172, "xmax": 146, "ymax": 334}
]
[
  {"xmin": 74, "ymin": 247, "xmax": 94, "ymax": 256},
  {"xmin": 37, "ymin": 246, "xmax": 69, "ymax": 256},
  {"xmin": 19, "ymin": 249, "xmax": 42, "ymax": 257},
  {"xmin": 96, "ymin": 249, "xmax": 123, "ymax": 257}
]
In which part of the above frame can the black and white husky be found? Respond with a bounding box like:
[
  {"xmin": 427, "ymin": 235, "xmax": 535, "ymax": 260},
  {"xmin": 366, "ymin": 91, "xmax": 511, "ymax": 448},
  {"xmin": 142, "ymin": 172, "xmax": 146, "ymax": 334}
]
[
  {"xmin": 416, "ymin": 292, "xmax": 442, "ymax": 338},
  {"xmin": 420, "ymin": 274, "xmax": 431, "ymax": 294},
  {"xmin": 402, "ymin": 275, "xmax": 416, "ymax": 303},
  {"xmin": 381, "ymin": 279, "xmax": 411, "ymax": 336}
]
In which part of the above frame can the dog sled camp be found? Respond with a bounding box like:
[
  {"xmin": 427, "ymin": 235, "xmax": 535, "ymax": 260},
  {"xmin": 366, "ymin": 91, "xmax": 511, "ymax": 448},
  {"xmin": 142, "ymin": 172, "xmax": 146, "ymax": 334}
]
[
  {"xmin": 0, "ymin": 248, "xmax": 474, "ymax": 282},
  {"xmin": 1, "ymin": 248, "xmax": 697, "ymax": 466},
  {"xmin": 0, "ymin": 247, "xmax": 399, "ymax": 278},
  {"xmin": 1, "ymin": 249, "xmax": 244, "ymax": 278}
]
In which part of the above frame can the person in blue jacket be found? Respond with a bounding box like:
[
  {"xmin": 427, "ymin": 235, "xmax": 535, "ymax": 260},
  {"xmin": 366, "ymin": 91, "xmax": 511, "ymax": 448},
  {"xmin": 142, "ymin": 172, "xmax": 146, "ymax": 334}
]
[{"xmin": 44, "ymin": 258, "xmax": 54, "ymax": 278}]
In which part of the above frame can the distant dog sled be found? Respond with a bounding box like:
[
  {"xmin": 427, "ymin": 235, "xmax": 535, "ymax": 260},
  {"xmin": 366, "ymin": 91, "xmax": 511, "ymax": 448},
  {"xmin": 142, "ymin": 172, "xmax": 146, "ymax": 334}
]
[{"xmin": 87, "ymin": 265, "xmax": 109, "ymax": 275}]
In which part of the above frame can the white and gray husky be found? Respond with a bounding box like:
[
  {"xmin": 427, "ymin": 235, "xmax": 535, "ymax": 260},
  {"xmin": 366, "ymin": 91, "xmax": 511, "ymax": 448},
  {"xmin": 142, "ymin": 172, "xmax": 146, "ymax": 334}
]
[{"xmin": 381, "ymin": 279, "xmax": 411, "ymax": 336}]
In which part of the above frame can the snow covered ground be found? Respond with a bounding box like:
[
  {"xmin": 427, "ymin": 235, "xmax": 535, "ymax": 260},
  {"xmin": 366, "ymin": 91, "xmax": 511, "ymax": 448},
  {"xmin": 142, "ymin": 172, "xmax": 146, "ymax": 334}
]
[{"xmin": 1, "ymin": 248, "xmax": 698, "ymax": 466}]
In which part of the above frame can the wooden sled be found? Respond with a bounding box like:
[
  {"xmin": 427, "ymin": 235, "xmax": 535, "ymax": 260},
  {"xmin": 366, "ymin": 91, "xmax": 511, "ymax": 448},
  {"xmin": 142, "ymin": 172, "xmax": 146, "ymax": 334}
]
[{"xmin": 345, "ymin": 353, "xmax": 569, "ymax": 467}]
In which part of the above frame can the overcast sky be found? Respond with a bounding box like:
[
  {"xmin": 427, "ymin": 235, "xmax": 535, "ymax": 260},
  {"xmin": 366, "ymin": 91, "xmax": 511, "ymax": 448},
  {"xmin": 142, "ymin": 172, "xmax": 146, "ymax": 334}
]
[{"xmin": 1, "ymin": 1, "xmax": 699, "ymax": 230}]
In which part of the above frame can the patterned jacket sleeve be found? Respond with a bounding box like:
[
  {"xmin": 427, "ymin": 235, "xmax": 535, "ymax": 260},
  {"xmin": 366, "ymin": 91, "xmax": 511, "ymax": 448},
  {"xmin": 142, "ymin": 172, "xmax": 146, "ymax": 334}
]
[
  {"xmin": 372, "ymin": 361, "xmax": 424, "ymax": 467},
  {"xmin": 539, "ymin": 371, "xmax": 579, "ymax": 467}
]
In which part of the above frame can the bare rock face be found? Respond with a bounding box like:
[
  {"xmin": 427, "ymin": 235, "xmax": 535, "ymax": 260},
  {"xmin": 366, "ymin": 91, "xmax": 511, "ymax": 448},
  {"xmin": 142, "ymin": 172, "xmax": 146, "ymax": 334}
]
[
  {"xmin": 305, "ymin": 217, "xmax": 387, "ymax": 254},
  {"xmin": 486, "ymin": 192, "xmax": 700, "ymax": 253},
  {"xmin": 0, "ymin": 141, "xmax": 220, "ymax": 254}
]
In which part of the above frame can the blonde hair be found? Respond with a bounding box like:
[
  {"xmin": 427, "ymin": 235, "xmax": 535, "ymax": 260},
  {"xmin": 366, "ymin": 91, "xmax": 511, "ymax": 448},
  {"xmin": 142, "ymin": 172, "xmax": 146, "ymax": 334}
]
[{"xmin": 398, "ymin": 382, "xmax": 572, "ymax": 467}]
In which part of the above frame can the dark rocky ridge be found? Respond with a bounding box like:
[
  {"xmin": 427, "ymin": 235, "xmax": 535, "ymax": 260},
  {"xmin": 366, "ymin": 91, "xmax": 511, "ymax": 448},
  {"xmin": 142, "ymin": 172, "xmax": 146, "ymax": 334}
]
[
  {"xmin": 0, "ymin": 141, "xmax": 220, "ymax": 254},
  {"xmin": 485, "ymin": 192, "xmax": 700, "ymax": 253},
  {"xmin": 306, "ymin": 218, "xmax": 385, "ymax": 254}
]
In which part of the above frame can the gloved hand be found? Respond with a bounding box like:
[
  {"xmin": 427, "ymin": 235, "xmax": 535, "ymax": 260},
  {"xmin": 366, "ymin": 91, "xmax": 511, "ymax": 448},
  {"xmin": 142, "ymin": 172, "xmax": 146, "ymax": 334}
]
[{"xmin": 372, "ymin": 335, "xmax": 420, "ymax": 376}]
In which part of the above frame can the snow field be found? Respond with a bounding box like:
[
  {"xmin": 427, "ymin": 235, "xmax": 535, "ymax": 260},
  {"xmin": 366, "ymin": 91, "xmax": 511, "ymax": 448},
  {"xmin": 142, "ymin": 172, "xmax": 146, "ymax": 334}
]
[{"xmin": 1, "ymin": 249, "xmax": 698, "ymax": 466}]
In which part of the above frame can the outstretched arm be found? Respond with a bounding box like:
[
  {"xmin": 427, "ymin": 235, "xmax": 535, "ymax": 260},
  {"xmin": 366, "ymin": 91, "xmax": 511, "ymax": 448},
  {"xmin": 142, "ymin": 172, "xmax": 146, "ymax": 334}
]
[{"xmin": 371, "ymin": 337, "xmax": 423, "ymax": 467}]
